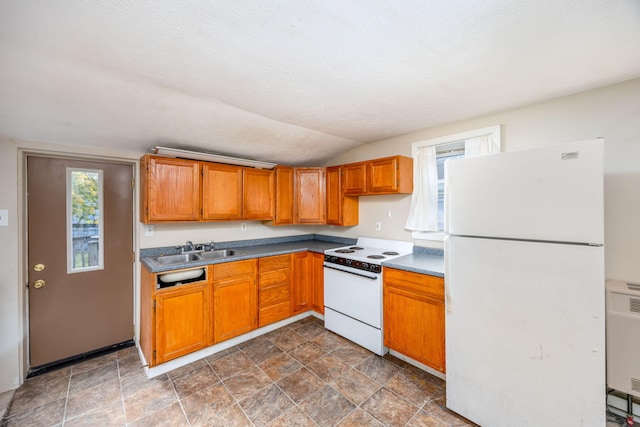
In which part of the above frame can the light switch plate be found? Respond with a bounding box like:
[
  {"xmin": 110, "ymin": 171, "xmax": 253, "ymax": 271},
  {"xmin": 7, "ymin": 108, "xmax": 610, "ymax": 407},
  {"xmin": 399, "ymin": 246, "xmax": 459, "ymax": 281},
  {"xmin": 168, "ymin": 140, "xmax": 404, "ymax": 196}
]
[{"xmin": 0, "ymin": 209, "xmax": 8, "ymax": 226}]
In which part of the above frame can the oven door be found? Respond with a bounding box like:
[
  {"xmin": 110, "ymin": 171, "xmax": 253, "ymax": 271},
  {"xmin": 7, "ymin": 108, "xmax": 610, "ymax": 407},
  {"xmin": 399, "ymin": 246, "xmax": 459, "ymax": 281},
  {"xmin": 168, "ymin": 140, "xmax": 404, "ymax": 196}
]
[{"xmin": 323, "ymin": 262, "xmax": 382, "ymax": 328}]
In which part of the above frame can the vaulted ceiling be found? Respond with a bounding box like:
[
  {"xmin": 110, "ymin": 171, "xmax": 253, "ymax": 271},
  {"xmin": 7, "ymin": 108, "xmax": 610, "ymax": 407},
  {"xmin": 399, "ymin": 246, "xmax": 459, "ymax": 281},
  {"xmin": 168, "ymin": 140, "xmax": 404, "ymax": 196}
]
[{"xmin": 1, "ymin": 1, "xmax": 639, "ymax": 165}]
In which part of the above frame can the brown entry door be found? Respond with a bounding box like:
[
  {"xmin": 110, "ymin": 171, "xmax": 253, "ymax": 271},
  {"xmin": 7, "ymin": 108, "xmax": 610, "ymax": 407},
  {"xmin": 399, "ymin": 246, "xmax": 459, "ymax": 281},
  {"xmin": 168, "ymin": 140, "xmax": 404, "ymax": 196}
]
[{"xmin": 27, "ymin": 156, "xmax": 134, "ymax": 368}]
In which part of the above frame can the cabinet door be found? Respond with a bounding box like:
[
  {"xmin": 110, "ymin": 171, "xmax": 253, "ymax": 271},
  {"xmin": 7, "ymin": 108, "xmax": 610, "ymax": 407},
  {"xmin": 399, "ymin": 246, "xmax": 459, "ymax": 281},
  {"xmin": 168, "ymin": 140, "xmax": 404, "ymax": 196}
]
[
  {"xmin": 291, "ymin": 252, "xmax": 312, "ymax": 314},
  {"xmin": 368, "ymin": 156, "xmax": 413, "ymax": 194},
  {"xmin": 243, "ymin": 168, "xmax": 274, "ymax": 220},
  {"xmin": 213, "ymin": 260, "xmax": 257, "ymax": 343},
  {"xmin": 272, "ymin": 166, "xmax": 294, "ymax": 225},
  {"xmin": 383, "ymin": 268, "xmax": 445, "ymax": 373},
  {"xmin": 294, "ymin": 168, "xmax": 325, "ymax": 224},
  {"xmin": 342, "ymin": 162, "xmax": 367, "ymax": 195},
  {"xmin": 311, "ymin": 252, "xmax": 324, "ymax": 314},
  {"xmin": 202, "ymin": 163, "xmax": 243, "ymax": 220},
  {"xmin": 326, "ymin": 166, "xmax": 358, "ymax": 226},
  {"xmin": 141, "ymin": 155, "xmax": 201, "ymax": 222},
  {"xmin": 155, "ymin": 283, "xmax": 210, "ymax": 364},
  {"xmin": 369, "ymin": 157, "xmax": 399, "ymax": 193}
]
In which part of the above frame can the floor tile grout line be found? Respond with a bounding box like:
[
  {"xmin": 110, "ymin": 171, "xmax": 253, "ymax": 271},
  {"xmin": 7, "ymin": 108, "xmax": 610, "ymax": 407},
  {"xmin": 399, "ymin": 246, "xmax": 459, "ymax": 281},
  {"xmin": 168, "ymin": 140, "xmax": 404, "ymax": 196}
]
[
  {"xmin": 60, "ymin": 367, "xmax": 72, "ymax": 425},
  {"xmin": 116, "ymin": 354, "xmax": 129, "ymax": 427}
]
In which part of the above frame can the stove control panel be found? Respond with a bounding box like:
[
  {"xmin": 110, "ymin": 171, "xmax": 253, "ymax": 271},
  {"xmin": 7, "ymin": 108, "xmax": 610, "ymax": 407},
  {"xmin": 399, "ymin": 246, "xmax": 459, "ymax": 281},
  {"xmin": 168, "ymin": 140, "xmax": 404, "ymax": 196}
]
[{"xmin": 324, "ymin": 255, "xmax": 382, "ymax": 273}]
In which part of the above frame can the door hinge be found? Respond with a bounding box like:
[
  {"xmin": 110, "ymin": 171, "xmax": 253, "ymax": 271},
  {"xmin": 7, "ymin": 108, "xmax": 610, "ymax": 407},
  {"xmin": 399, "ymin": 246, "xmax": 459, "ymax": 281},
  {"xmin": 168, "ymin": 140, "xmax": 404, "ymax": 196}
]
[
  {"xmin": 153, "ymin": 350, "xmax": 156, "ymax": 362},
  {"xmin": 132, "ymin": 252, "xmax": 135, "ymax": 263},
  {"xmin": 131, "ymin": 177, "xmax": 135, "ymax": 189}
]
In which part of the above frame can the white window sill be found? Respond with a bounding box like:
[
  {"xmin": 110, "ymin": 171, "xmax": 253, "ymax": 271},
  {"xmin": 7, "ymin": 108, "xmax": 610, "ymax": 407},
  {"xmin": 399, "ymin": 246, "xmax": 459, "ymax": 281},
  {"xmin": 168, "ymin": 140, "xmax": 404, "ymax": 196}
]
[{"xmin": 411, "ymin": 231, "xmax": 446, "ymax": 242}]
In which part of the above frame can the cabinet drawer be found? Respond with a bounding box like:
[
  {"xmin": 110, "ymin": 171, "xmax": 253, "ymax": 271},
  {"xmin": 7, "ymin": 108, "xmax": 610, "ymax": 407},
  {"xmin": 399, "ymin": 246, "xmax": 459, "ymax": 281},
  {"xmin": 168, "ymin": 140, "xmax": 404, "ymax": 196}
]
[
  {"xmin": 259, "ymin": 283, "xmax": 290, "ymax": 306},
  {"xmin": 259, "ymin": 254, "xmax": 290, "ymax": 271},
  {"xmin": 383, "ymin": 267, "xmax": 444, "ymax": 299},
  {"xmin": 259, "ymin": 269, "xmax": 290, "ymax": 288},
  {"xmin": 213, "ymin": 259, "xmax": 256, "ymax": 280},
  {"xmin": 259, "ymin": 302, "xmax": 290, "ymax": 327}
]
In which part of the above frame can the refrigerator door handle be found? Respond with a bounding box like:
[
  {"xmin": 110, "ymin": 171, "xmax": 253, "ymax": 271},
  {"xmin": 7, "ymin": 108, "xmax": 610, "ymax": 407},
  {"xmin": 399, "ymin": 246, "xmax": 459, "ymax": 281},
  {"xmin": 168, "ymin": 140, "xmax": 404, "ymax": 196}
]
[{"xmin": 444, "ymin": 236, "xmax": 453, "ymax": 313}]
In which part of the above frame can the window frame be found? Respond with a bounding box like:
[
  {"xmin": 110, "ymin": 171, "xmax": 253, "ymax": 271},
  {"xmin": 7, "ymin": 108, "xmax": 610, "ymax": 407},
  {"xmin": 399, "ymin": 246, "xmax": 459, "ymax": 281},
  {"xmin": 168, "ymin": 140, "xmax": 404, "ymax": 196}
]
[
  {"xmin": 66, "ymin": 167, "xmax": 105, "ymax": 274},
  {"xmin": 410, "ymin": 125, "xmax": 501, "ymax": 241}
]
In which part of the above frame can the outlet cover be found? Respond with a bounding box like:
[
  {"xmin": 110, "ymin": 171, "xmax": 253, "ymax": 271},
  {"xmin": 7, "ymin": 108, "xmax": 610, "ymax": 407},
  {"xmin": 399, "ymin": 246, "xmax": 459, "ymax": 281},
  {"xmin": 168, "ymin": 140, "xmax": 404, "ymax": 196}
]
[{"xmin": 0, "ymin": 209, "xmax": 8, "ymax": 226}]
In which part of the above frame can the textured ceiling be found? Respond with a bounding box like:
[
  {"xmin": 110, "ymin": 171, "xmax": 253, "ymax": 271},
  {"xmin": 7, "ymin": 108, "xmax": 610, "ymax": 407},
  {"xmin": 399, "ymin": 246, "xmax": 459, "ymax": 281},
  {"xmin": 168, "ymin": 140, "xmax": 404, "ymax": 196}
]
[{"xmin": 0, "ymin": 1, "xmax": 639, "ymax": 165}]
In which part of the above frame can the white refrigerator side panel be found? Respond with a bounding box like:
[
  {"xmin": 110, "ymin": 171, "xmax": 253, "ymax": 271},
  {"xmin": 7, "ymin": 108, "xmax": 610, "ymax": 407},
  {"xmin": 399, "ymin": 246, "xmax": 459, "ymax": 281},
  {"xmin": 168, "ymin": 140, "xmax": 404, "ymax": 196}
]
[
  {"xmin": 445, "ymin": 237, "xmax": 605, "ymax": 427},
  {"xmin": 446, "ymin": 139, "xmax": 603, "ymax": 245}
]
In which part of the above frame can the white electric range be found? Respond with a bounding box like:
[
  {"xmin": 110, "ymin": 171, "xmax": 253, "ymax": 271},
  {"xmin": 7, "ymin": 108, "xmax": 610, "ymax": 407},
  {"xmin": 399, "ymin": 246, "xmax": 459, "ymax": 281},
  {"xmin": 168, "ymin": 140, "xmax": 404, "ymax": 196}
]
[{"xmin": 323, "ymin": 237, "xmax": 414, "ymax": 355}]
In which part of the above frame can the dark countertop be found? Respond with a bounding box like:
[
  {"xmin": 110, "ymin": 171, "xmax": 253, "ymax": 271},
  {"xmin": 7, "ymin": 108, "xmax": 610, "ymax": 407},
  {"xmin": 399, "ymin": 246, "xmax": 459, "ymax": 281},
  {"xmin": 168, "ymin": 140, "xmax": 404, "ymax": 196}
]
[
  {"xmin": 141, "ymin": 235, "xmax": 354, "ymax": 273},
  {"xmin": 141, "ymin": 235, "xmax": 445, "ymax": 277},
  {"xmin": 382, "ymin": 246, "xmax": 445, "ymax": 277}
]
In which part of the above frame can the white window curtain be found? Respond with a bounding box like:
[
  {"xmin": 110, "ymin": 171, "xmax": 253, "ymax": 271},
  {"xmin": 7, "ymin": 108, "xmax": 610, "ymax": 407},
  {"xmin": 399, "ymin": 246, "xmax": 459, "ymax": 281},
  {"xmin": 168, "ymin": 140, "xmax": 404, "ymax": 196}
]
[
  {"xmin": 405, "ymin": 145, "xmax": 438, "ymax": 231},
  {"xmin": 464, "ymin": 134, "xmax": 499, "ymax": 158}
]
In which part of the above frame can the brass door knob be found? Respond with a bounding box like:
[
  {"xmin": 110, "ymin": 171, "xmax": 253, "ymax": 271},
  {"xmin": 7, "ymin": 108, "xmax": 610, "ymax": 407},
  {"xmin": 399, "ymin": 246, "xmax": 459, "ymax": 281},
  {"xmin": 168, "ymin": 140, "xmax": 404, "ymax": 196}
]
[
  {"xmin": 33, "ymin": 280, "xmax": 46, "ymax": 289},
  {"xmin": 34, "ymin": 264, "xmax": 45, "ymax": 272}
]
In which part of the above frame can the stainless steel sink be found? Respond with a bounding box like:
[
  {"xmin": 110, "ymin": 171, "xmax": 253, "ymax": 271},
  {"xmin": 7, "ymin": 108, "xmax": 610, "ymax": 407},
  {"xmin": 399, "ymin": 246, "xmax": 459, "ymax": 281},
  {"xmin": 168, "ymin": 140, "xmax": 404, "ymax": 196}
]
[
  {"xmin": 197, "ymin": 249, "xmax": 237, "ymax": 260},
  {"xmin": 155, "ymin": 253, "xmax": 200, "ymax": 265}
]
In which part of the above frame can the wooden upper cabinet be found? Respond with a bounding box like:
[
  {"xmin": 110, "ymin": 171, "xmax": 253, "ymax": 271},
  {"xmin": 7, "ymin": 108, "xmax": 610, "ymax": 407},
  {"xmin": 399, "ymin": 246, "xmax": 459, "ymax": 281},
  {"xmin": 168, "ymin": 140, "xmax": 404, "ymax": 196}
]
[
  {"xmin": 243, "ymin": 168, "xmax": 274, "ymax": 220},
  {"xmin": 141, "ymin": 155, "xmax": 201, "ymax": 222},
  {"xmin": 326, "ymin": 166, "xmax": 358, "ymax": 226},
  {"xmin": 368, "ymin": 156, "xmax": 413, "ymax": 194},
  {"xmin": 202, "ymin": 163, "xmax": 243, "ymax": 220},
  {"xmin": 342, "ymin": 156, "xmax": 413, "ymax": 196},
  {"xmin": 294, "ymin": 167, "xmax": 325, "ymax": 224},
  {"xmin": 342, "ymin": 162, "xmax": 367, "ymax": 196},
  {"xmin": 271, "ymin": 166, "xmax": 294, "ymax": 225}
]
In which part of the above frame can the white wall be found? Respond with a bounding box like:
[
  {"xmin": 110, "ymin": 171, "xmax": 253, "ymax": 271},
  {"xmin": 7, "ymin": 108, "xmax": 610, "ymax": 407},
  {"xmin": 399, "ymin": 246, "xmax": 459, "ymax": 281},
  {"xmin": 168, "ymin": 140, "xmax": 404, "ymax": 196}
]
[
  {"xmin": 317, "ymin": 78, "xmax": 640, "ymax": 282},
  {"xmin": 0, "ymin": 141, "xmax": 20, "ymax": 391}
]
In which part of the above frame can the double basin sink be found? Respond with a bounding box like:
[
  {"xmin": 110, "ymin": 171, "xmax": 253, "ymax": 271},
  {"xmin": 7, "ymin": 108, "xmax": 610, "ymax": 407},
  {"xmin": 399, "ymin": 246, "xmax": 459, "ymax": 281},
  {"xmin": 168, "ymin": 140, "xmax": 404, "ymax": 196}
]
[{"xmin": 154, "ymin": 249, "xmax": 237, "ymax": 266}]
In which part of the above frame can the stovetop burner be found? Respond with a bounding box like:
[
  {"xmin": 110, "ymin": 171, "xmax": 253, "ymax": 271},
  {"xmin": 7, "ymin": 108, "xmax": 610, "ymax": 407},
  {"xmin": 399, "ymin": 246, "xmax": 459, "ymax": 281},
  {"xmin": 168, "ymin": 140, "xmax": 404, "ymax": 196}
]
[{"xmin": 324, "ymin": 237, "xmax": 414, "ymax": 271}]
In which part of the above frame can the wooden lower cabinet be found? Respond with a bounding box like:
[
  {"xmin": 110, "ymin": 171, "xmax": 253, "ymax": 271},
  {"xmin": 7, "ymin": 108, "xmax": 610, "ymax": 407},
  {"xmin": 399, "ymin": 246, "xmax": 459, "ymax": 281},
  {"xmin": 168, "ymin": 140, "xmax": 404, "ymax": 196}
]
[
  {"xmin": 258, "ymin": 254, "xmax": 291, "ymax": 327},
  {"xmin": 291, "ymin": 252, "xmax": 312, "ymax": 314},
  {"xmin": 383, "ymin": 267, "xmax": 446, "ymax": 373},
  {"xmin": 311, "ymin": 252, "xmax": 324, "ymax": 314},
  {"xmin": 213, "ymin": 259, "xmax": 257, "ymax": 343},
  {"xmin": 140, "ymin": 266, "xmax": 212, "ymax": 367},
  {"xmin": 155, "ymin": 281, "xmax": 212, "ymax": 364},
  {"xmin": 141, "ymin": 251, "xmax": 322, "ymax": 367},
  {"xmin": 291, "ymin": 251, "xmax": 324, "ymax": 315}
]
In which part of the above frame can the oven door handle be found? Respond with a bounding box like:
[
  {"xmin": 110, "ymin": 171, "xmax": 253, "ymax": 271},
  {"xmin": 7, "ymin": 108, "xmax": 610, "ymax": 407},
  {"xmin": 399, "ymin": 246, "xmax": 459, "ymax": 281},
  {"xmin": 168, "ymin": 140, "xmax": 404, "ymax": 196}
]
[{"xmin": 323, "ymin": 264, "xmax": 378, "ymax": 280}]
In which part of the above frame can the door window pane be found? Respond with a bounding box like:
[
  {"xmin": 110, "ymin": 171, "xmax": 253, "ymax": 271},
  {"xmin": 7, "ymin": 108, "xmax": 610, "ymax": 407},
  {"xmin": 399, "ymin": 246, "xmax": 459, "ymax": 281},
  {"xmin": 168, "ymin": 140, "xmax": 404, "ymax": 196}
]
[{"xmin": 67, "ymin": 168, "xmax": 104, "ymax": 273}]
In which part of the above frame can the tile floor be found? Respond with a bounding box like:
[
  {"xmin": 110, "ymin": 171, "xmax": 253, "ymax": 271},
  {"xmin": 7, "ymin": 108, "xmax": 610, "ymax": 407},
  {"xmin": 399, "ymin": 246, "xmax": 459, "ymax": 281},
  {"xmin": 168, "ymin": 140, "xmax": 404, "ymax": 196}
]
[{"xmin": 1, "ymin": 317, "xmax": 475, "ymax": 427}]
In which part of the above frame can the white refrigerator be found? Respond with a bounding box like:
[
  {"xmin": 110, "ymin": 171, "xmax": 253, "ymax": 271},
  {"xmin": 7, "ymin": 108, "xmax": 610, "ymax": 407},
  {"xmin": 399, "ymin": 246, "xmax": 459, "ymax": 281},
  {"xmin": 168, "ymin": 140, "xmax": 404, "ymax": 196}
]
[{"xmin": 444, "ymin": 139, "xmax": 605, "ymax": 426}]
